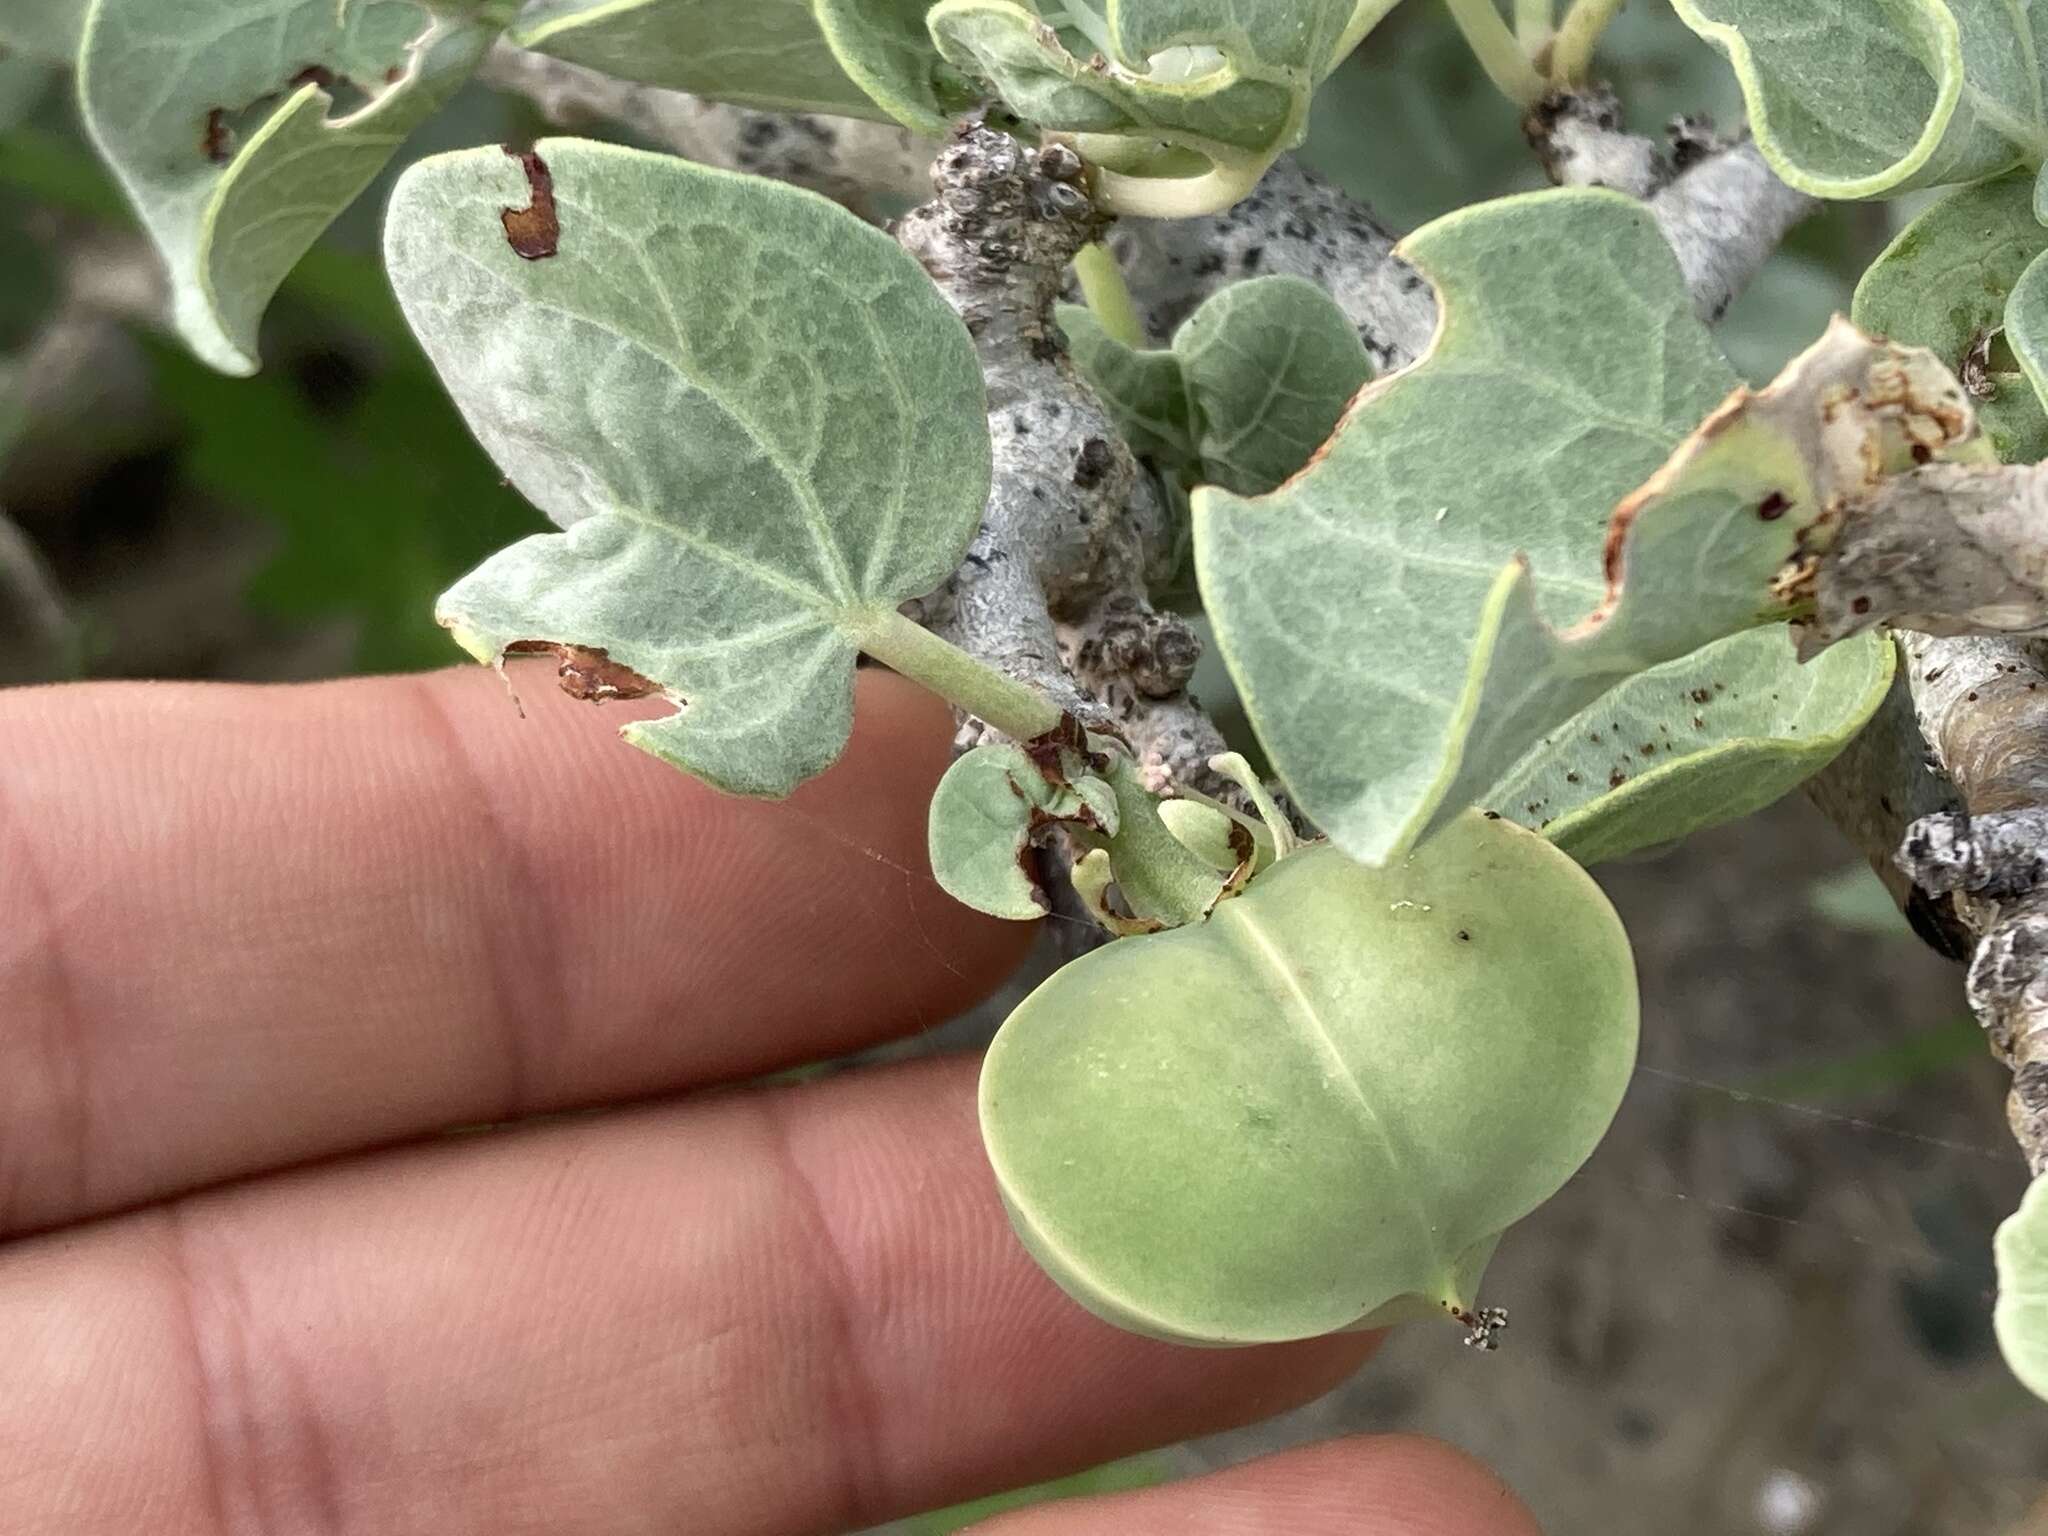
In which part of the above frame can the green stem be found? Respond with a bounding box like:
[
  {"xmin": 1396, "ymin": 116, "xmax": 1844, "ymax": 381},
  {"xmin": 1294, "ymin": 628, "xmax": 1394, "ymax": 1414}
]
[
  {"xmin": 1513, "ymin": 0, "xmax": 1552, "ymax": 49},
  {"xmin": 1441, "ymin": 0, "xmax": 1548, "ymax": 107},
  {"xmin": 1091, "ymin": 156, "xmax": 1271, "ymax": 218},
  {"xmin": 1549, "ymin": 0, "xmax": 1626, "ymax": 83},
  {"xmin": 853, "ymin": 608, "xmax": 1066, "ymax": 741},
  {"xmin": 1074, "ymin": 242, "xmax": 1147, "ymax": 349},
  {"xmin": 1335, "ymin": 0, "xmax": 1407, "ymax": 58}
]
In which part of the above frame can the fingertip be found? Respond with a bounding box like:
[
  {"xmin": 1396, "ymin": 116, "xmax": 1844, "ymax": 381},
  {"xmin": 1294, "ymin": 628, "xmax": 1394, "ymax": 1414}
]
[{"xmin": 969, "ymin": 1432, "xmax": 1543, "ymax": 1536}]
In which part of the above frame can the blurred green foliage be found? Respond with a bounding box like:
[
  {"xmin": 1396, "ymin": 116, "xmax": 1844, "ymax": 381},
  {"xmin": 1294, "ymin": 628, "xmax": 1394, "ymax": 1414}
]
[
  {"xmin": 2, "ymin": 95, "xmax": 535, "ymax": 674},
  {"xmin": 148, "ymin": 333, "xmax": 539, "ymax": 672}
]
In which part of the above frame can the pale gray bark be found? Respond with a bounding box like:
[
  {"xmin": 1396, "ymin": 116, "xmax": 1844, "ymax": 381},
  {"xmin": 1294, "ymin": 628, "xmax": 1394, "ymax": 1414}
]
[
  {"xmin": 1525, "ymin": 86, "xmax": 1817, "ymax": 322},
  {"xmin": 1895, "ymin": 633, "xmax": 2048, "ymax": 1174},
  {"xmin": 892, "ymin": 123, "xmax": 1231, "ymax": 794},
  {"xmin": 478, "ymin": 42, "xmax": 934, "ymax": 216}
]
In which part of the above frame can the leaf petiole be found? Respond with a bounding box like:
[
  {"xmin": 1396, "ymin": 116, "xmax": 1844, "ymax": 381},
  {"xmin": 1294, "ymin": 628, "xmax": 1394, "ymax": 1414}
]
[
  {"xmin": 1549, "ymin": 0, "xmax": 1625, "ymax": 84},
  {"xmin": 1514, "ymin": 0, "xmax": 1553, "ymax": 50},
  {"xmin": 1073, "ymin": 242, "xmax": 1147, "ymax": 349},
  {"xmin": 1089, "ymin": 155, "xmax": 1272, "ymax": 218},
  {"xmin": 1440, "ymin": 0, "xmax": 1547, "ymax": 107},
  {"xmin": 851, "ymin": 606, "xmax": 1067, "ymax": 741}
]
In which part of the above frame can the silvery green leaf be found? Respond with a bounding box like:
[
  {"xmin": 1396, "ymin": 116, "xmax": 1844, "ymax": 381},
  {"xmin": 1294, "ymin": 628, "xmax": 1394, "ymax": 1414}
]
[
  {"xmin": 1671, "ymin": 0, "xmax": 2043, "ymax": 198},
  {"xmin": 928, "ymin": 0, "xmax": 1398, "ymax": 214},
  {"xmin": 1058, "ymin": 304, "xmax": 1195, "ymax": 465},
  {"xmin": 1854, "ymin": 171, "xmax": 2048, "ymax": 464},
  {"xmin": 386, "ymin": 138, "xmax": 991, "ymax": 796},
  {"xmin": 79, "ymin": 0, "xmax": 503, "ymax": 374},
  {"xmin": 928, "ymin": 743, "xmax": 1118, "ymax": 918},
  {"xmin": 1996, "ymin": 1173, "xmax": 2048, "ymax": 1401},
  {"xmin": 508, "ymin": 0, "xmax": 962, "ymax": 131},
  {"xmin": 1487, "ymin": 627, "xmax": 1895, "ymax": 865},
  {"xmin": 1061, "ymin": 274, "xmax": 1369, "ymax": 495},
  {"xmin": 1176, "ymin": 274, "xmax": 1370, "ymax": 495},
  {"xmin": 0, "ymin": 0, "xmax": 86, "ymax": 60},
  {"xmin": 981, "ymin": 813, "xmax": 1638, "ymax": 1344},
  {"xmin": 2005, "ymin": 247, "xmax": 2048, "ymax": 446},
  {"xmin": 1196, "ymin": 191, "xmax": 1923, "ymax": 867}
]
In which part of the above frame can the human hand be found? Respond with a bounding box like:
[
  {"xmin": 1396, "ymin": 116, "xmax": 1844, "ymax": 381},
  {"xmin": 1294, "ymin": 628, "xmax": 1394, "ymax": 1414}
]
[{"xmin": 0, "ymin": 665, "xmax": 1542, "ymax": 1534}]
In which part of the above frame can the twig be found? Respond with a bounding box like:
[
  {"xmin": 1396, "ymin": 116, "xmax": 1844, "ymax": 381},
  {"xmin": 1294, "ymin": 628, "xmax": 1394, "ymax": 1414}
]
[
  {"xmin": 477, "ymin": 42, "xmax": 934, "ymax": 217},
  {"xmin": 1896, "ymin": 633, "xmax": 2048, "ymax": 1173},
  {"xmin": 1105, "ymin": 156, "xmax": 1439, "ymax": 373},
  {"xmin": 1525, "ymin": 87, "xmax": 1816, "ymax": 321},
  {"xmin": 893, "ymin": 123, "xmax": 1230, "ymax": 793}
]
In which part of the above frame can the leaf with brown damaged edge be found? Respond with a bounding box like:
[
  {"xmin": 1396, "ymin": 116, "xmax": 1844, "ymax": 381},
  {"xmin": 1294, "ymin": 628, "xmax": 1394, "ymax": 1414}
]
[
  {"xmin": 389, "ymin": 139, "xmax": 994, "ymax": 799},
  {"xmin": 1196, "ymin": 190, "xmax": 1905, "ymax": 868},
  {"xmin": 502, "ymin": 641, "xmax": 659, "ymax": 702},
  {"xmin": 79, "ymin": 0, "xmax": 506, "ymax": 375},
  {"xmin": 928, "ymin": 742, "xmax": 1119, "ymax": 920},
  {"xmin": 498, "ymin": 146, "xmax": 560, "ymax": 261}
]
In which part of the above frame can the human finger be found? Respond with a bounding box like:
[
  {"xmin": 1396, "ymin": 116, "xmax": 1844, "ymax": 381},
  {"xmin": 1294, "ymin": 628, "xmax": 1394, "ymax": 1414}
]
[
  {"xmin": 0, "ymin": 1055, "xmax": 1377, "ymax": 1536},
  {"xmin": 0, "ymin": 665, "xmax": 1031, "ymax": 1234},
  {"xmin": 967, "ymin": 1435, "xmax": 1543, "ymax": 1535}
]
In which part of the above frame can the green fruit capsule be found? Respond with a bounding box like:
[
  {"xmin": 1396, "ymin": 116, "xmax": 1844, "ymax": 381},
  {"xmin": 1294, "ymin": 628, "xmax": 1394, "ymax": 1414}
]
[{"xmin": 979, "ymin": 810, "xmax": 1639, "ymax": 1346}]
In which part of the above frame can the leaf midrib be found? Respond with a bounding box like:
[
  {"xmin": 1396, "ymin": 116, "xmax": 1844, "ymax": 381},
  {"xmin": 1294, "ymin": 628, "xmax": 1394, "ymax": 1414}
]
[
  {"xmin": 1214, "ymin": 895, "xmax": 1447, "ymax": 1270},
  {"xmin": 444, "ymin": 239, "xmax": 863, "ymax": 607}
]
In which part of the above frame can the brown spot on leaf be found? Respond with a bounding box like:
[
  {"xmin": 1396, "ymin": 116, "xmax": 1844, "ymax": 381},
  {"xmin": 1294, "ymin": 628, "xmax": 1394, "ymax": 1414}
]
[
  {"xmin": 1227, "ymin": 820, "xmax": 1255, "ymax": 866},
  {"xmin": 291, "ymin": 63, "xmax": 337, "ymax": 90},
  {"xmin": 1608, "ymin": 770, "xmax": 1627, "ymax": 788},
  {"xmin": 1851, "ymin": 595, "xmax": 1872, "ymax": 615},
  {"xmin": 500, "ymin": 146, "xmax": 560, "ymax": 260},
  {"xmin": 1756, "ymin": 491, "xmax": 1789, "ymax": 521},
  {"xmin": 202, "ymin": 108, "xmax": 233, "ymax": 163},
  {"xmin": 504, "ymin": 641, "xmax": 659, "ymax": 702}
]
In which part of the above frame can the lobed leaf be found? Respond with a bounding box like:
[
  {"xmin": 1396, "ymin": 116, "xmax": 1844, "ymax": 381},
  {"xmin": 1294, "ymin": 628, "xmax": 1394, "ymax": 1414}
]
[
  {"xmin": 928, "ymin": 0, "xmax": 1397, "ymax": 214},
  {"xmin": 386, "ymin": 138, "xmax": 991, "ymax": 797},
  {"xmin": 78, "ymin": 0, "xmax": 504, "ymax": 374},
  {"xmin": 1671, "ymin": 0, "xmax": 2046, "ymax": 199},
  {"xmin": 929, "ymin": 743, "xmax": 1118, "ymax": 919},
  {"xmin": 1061, "ymin": 273, "xmax": 1370, "ymax": 495},
  {"xmin": 1997, "ymin": 1173, "xmax": 2048, "ymax": 1402},
  {"xmin": 980, "ymin": 813, "xmax": 1639, "ymax": 1344},
  {"xmin": 1195, "ymin": 190, "xmax": 1911, "ymax": 868},
  {"xmin": 508, "ymin": 0, "xmax": 963, "ymax": 131},
  {"xmin": 1854, "ymin": 171, "xmax": 2048, "ymax": 464}
]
